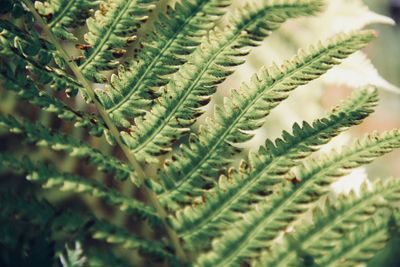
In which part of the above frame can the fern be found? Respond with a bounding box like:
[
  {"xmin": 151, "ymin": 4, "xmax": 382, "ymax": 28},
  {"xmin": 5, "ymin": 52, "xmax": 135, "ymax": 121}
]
[
  {"xmin": 0, "ymin": 0, "xmax": 399, "ymax": 266},
  {"xmin": 157, "ymin": 31, "xmax": 375, "ymax": 207},
  {"xmin": 121, "ymin": 0, "xmax": 324, "ymax": 162},
  {"xmin": 35, "ymin": 0, "xmax": 98, "ymax": 41},
  {"xmin": 263, "ymin": 179, "xmax": 400, "ymax": 266},
  {"xmin": 96, "ymin": 0, "xmax": 232, "ymax": 127},
  {"xmin": 77, "ymin": 0, "xmax": 157, "ymax": 81},
  {"xmin": 0, "ymin": 154, "xmax": 160, "ymax": 224},
  {"xmin": 0, "ymin": 115, "xmax": 130, "ymax": 180},
  {"xmin": 172, "ymin": 86, "xmax": 378, "ymax": 245}
]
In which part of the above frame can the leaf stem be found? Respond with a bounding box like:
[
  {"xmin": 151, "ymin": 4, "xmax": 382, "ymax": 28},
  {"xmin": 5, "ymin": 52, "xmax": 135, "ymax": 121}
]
[{"xmin": 21, "ymin": 0, "xmax": 186, "ymax": 261}]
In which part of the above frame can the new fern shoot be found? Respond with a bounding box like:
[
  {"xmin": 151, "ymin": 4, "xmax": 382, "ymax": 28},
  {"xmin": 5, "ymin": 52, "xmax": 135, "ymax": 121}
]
[{"xmin": 0, "ymin": 0, "xmax": 399, "ymax": 266}]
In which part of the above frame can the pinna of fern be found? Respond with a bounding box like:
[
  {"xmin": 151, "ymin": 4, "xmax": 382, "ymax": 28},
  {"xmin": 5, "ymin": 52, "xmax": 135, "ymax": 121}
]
[{"xmin": 0, "ymin": 0, "xmax": 400, "ymax": 266}]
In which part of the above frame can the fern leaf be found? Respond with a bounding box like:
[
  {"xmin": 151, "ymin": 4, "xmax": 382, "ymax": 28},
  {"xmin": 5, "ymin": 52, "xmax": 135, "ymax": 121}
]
[
  {"xmin": 0, "ymin": 193, "xmax": 177, "ymax": 264},
  {"xmin": 317, "ymin": 217, "xmax": 395, "ymax": 267},
  {"xmin": 121, "ymin": 0, "xmax": 324, "ymax": 162},
  {"xmin": 158, "ymin": 31, "xmax": 375, "ymax": 208},
  {"xmin": 59, "ymin": 242, "xmax": 86, "ymax": 267},
  {"xmin": 0, "ymin": 115, "xmax": 131, "ymax": 181},
  {"xmin": 78, "ymin": 0, "xmax": 156, "ymax": 81},
  {"xmin": 0, "ymin": 69, "xmax": 108, "ymax": 138},
  {"xmin": 0, "ymin": 155, "xmax": 161, "ymax": 225},
  {"xmin": 96, "ymin": 0, "xmax": 232, "ymax": 128},
  {"xmin": 196, "ymin": 130, "xmax": 400, "ymax": 267},
  {"xmin": 263, "ymin": 178, "xmax": 400, "ymax": 266},
  {"xmin": 0, "ymin": 19, "xmax": 83, "ymax": 96},
  {"xmin": 171, "ymin": 86, "xmax": 378, "ymax": 245},
  {"xmin": 35, "ymin": 0, "xmax": 98, "ymax": 41}
]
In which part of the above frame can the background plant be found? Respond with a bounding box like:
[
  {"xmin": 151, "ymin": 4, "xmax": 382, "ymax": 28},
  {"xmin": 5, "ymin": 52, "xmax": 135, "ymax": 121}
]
[{"xmin": 0, "ymin": 0, "xmax": 399, "ymax": 266}]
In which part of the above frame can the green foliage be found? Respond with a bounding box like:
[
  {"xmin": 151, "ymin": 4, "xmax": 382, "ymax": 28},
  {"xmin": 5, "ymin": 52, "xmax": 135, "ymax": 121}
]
[
  {"xmin": 35, "ymin": 0, "xmax": 98, "ymax": 41},
  {"xmin": 0, "ymin": 0, "xmax": 399, "ymax": 266},
  {"xmin": 0, "ymin": 114, "xmax": 131, "ymax": 180},
  {"xmin": 157, "ymin": 31, "xmax": 375, "ymax": 208},
  {"xmin": 96, "ymin": 0, "xmax": 232, "ymax": 128},
  {"xmin": 172, "ymin": 86, "xmax": 379, "ymax": 245},
  {"xmin": 78, "ymin": 0, "xmax": 157, "ymax": 81},
  {"xmin": 121, "ymin": 0, "xmax": 325, "ymax": 162}
]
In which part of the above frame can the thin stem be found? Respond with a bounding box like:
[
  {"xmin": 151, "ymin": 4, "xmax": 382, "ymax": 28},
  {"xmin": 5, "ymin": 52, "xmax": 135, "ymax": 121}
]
[{"xmin": 22, "ymin": 0, "xmax": 186, "ymax": 261}]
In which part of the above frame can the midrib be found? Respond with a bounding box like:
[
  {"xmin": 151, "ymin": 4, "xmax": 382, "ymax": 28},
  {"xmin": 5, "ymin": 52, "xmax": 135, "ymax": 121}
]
[
  {"xmin": 106, "ymin": 1, "xmax": 209, "ymax": 114},
  {"xmin": 79, "ymin": 0, "xmax": 132, "ymax": 71}
]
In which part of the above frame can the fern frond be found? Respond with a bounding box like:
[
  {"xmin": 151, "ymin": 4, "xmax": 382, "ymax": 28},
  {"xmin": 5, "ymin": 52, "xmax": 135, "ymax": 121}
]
[
  {"xmin": 0, "ymin": 69, "xmax": 108, "ymax": 138},
  {"xmin": 171, "ymin": 86, "xmax": 378, "ymax": 245},
  {"xmin": 0, "ymin": 115, "xmax": 131, "ymax": 180},
  {"xmin": 59, "ymin": 242, "xmax": 86, "ymax": 267},
  {"xmin": 196, "ymin": 130, "xmax": 400, "ymax": 267},
  {"xmin": 122, "ymin": 0, "xmax": 324, "ymax": 162},
  {"xmin": 0, "ymin": 155, "xmax": 161, "ymax": 225},
  {"xmin": 35, "ymin": 0, "xmax": 98, "ymax": 41},
  {"xmin": 158, "ymin": 31, "xmax": 375, "ymax": 208},
  {"xmin": 317, "ymin": 217, "xmax": 395, "ymax": 267},
  {"xmin": 96, "ymin": 0, "xmax": 232, "ymax": 128},
  {"xmin": 263, "ymin": 178, "xmax": 400, "ymax": 266},
  {"xmin": 0, "ymin": 19, "xmax": 83, "ymax": 96},
  {"xmin": 78, "ymin": 0, "xmax": 157, "ymax": 81},
  {"xmin": 0, "ymin": 193, "xmax": 177, "ymax": 264}
]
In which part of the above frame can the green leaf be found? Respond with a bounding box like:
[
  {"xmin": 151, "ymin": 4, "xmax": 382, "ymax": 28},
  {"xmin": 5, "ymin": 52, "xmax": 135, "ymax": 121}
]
[
  {"xmin": 196, "ymin": 130, "xmax": 400, "ymax": 267},
  {"xmin": 263, "ymin": 178, "xmax": 400, "ymax": 266},
  {"xmin": 172, "ymin": 86, "xmax": 378, "ymax": 247},
  {"xmin": 0, "ymin": 154, "xmax": 161, "ymax": 225},
  {"xmin": 0, "ymin": 19, "xmax": 82, "ymax": 96},
  {"xmin": 0, "ymin": 115, "xmax": 131, "ymax": 181},
  {"xmin": 78, "ymin": 0, "xmax": 157, "ymax": 81},
  {"xmin": 96, "ymin": 0, "xmax": 232, "ymax": 128},
  {"xmin": 0, "ymin": 69, "xmax": 108, "ymax": 138},
  {"xmin": 158, "ymin": 31, "xmax": 376, "ymax": 209},
  {"xmin": 317, "ymin": 217, "xmax": 396, "ymax": 267},
  {"xmin": 35, "ymin": 0, "xmax": 99, "ymax": 41},
  {"xmin": 121, "ymin": 0, "xmax": 324, "ymax": 162}
]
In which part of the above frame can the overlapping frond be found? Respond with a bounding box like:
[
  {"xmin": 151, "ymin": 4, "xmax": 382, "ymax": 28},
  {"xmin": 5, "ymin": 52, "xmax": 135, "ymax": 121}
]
[
  {"xmin": 262, "ymin": 178, "xmax": 400, "ymax": 266},
  {"xmin": 196, "ymin": 130, "xmax": 400, "ymax": 267},
  {"xmin": 171, "ymin": 87, "xmax": 378, "ymax": 246},
  {"xmin": 318, "ymin": 217, "xmax": 395, "ymax": 267},
  {"xmin": 1, "ymin": 0, "xmax": 398, "ymax": 265},
  {"xmin": 35, "ymin": 0, "xmax": 98, "ymax": 41},
  {"xmin": 0, "ymin": 19, "xmax": 83, "ymax": 96},
  {"xmin": 122, "ymin": 0, "xmax": 325, "ymax": 162},
  {"xmin": 78, "ymin": 0, "xmax": 157, "ymax": 81},
  {"xmin": 0, "ymin": 193, "xmax": 177, "ymax": 264},
  {"xmin": 96, "ymin": 0, "xmax": 232, "ymax": 128},
  {"xmin": 158, "ymin": 31, "xmax": 375, "ymax": 209},
  {"xmin": 0, "ymin": 115, "xmax": 130, "ymax": 181},
  {"xmin": 0, "ymin": 67, "xmax": 108, "ymax": 138},
  {"xmin": 0, "ymin": 154, "xmax": 161, "ymax": 225}
]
